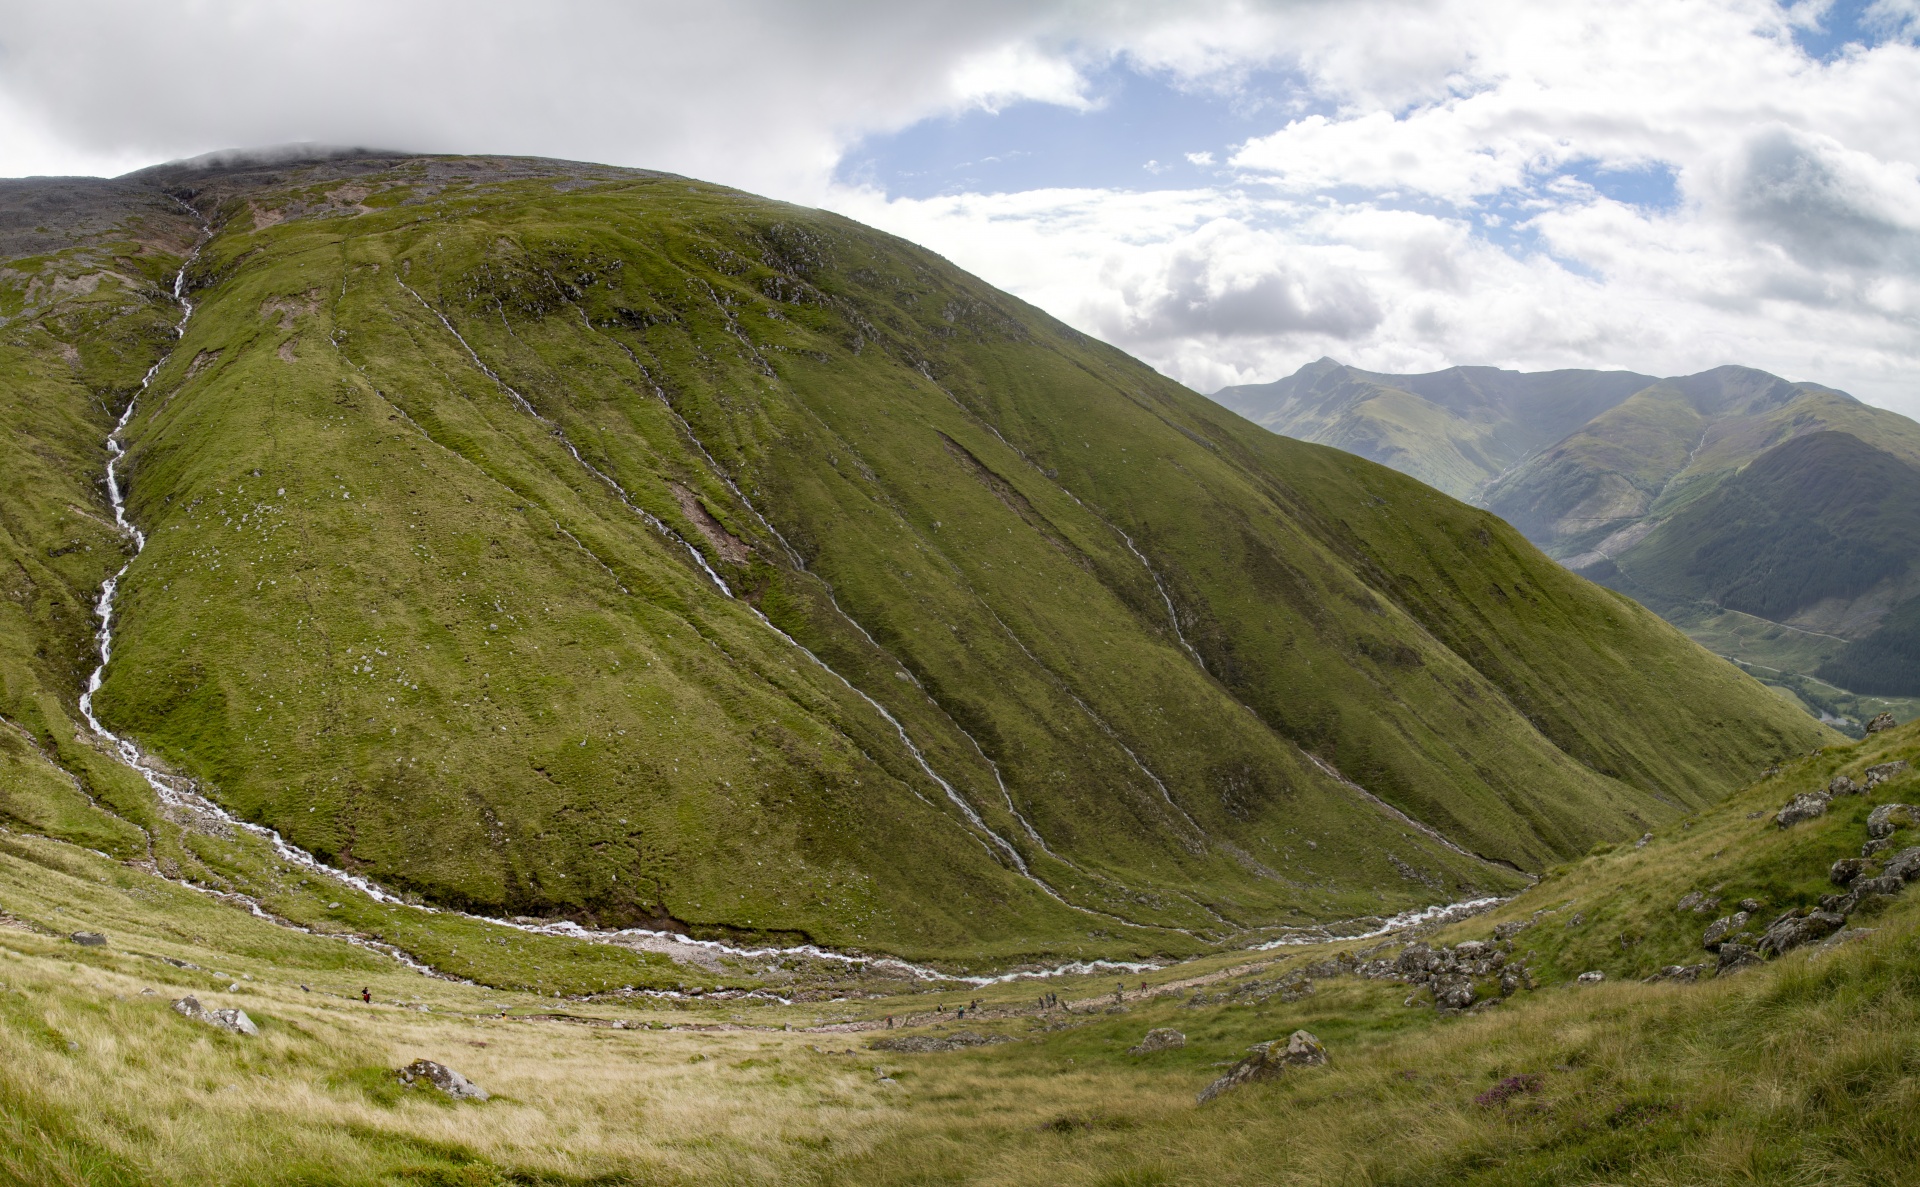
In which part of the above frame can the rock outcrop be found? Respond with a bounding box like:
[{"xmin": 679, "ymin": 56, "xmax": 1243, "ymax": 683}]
[
  {"xmin": 1756, "ymin": 909, "xmax": 1846, "ymax": 957},
  {"xmin": 1196, "ymin": 1030, "xmax": 1328, "ymax": 1104},
  {"xmin": 1866, "ymin": 712, "xmax": 1898, "ymax": 734},
  {"xmin": 1701, "ymin": 911, "xmax": 1751, "ymax": 950}
]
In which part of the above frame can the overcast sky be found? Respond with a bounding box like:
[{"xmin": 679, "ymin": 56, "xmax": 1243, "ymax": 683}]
[{"xmin": 3, "ymin": 0, "xmax": 1918, "ymax": 412}]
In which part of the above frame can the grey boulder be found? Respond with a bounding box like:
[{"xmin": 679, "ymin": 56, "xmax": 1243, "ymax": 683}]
[
  {"xmin": 398, "ymin": 1059, "xmax": 488, "ymax": 1100},
  {"xmin": 1196, "ymin": 1030, "xmax": 1328, "ymax": 1104},
  {"xmin": 1702, "ymin": 911, "xmax": 1750, "ymax": 950},
  {"xmin": 1830, "ymin": 858, "xmax": 1867, "ymax": 885},
  {"xmin": 1717, "ymin": 943, "xmax": 1763, "ymax": 974},
  {"xmin": 1865, "ymin": 712, "xmax": 1898, "ymax": 734},
  {"xmin": 1866, "ymin": 804, "xmax": 1918, "ymax": 840},
  {"xmin": 1756, "ymin": 909, "xmax": 1846, "ymax": 957},
  {"xmin": 1129, "ymin": 1028, "xmax": 1186, "ymax": 1055},
  {"xmin": 1866, "ymin": 760, "xmax": 1910, "ymax": 788},
  {"xmin": 172, "ymin": 996, "xmax": 257, "ymax": 1035},
  {"xmin": 1776, "ymin": 791, "xmax": 1831, "ymax": 828},
  {"xmin": 1885, "ymin": 846, "xmax": 1920, "ymax": 881},
  {"xmin": 69, "ymin": 932, "xmax": 106, "ymax": 947}
]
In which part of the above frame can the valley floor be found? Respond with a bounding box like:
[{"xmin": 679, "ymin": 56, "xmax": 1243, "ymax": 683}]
[{"xmin": 4, "ymin": 726, "xmax": 1920, "ymax": 1185}]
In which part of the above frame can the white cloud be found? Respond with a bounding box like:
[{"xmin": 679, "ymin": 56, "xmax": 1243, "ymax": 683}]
[
  {"xmin": 830, "ymin": 0, "xmax": 1920, "ymax": 414},
  {"xmin": 2, "ymin": 0, "xmax": 1918, "ymax": 415}
]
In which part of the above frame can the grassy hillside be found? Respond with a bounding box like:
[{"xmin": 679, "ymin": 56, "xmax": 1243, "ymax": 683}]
[
  {"xmin": 1592, "ymin": 431, "xmax": 1920, "ymax": 619},
  {"xmin": 0, "ymin": 151, "xmax": 1828, "ymax": 973},
  {"xmin": 0, "ymin": 716, "xmax": 1911, "ymax": 1185},
  {"xmin": 1224, "ymin": 358, "xmax": 1920, "ymax": 732}
]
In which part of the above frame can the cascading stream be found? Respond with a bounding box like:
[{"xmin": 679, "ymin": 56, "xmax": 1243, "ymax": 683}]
[{"xmin": 56, "ymin": 220, "xmax": 1511, "ymax": 994}]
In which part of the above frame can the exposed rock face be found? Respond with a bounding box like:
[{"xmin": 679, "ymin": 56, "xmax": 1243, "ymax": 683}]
[
  {"xmin": 1830, "ymin": 858, "xmax": 1867, "ymax": 885},
  {"xmin": 1866, "ymin": 712, "xmax": 1898, "ymax": 734},
  {"xmin": 1885, "ymin": 846, "xmax": 1920, "ymax": 882},
  {"xmin": 1676, "ymin": 891, "xmax": 1721, "ymax": 914},
  {"xmin": 1129, "ymin": 1028, "xmax": 1186, "ymax": 1055},
  {"xmin": 68, "ymin": 932, "xmax": 105, "ymax": 946},
  {"xmin": 398, "ymin": 1059, "xmax": 487, "ymax": 1100},
  {"xmin": 1829, "ymin": 774, "xmax": 1865, "ymax": 796},
  {"xmin": 1196, "ymin": 1030, "xmax": 1328, "ymax": 1104},
  {"xmin": 1756, "ymin": 909, "xmax": 1846, "ymax": 957},
  {"xmin": 1776, "ymin": 791, "xmax": 1832, "ymax": 827},
  {"xmin": 171, "ymin": 996, "xmax": 257, "ymax": 1035},
  {"xmin": 1829, "ymin": 874, "xmax": 1904, "ymax": 917}
]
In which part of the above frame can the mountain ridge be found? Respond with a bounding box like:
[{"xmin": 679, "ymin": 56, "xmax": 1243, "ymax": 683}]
[{"xmin": 0, "ymin": 150, "xmax": 1828, "ymax": 969}]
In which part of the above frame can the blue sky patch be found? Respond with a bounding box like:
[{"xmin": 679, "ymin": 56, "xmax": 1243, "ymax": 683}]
[{"xmin": 835, "ymin": 61, "xmax": 1321, "ymax": 197}]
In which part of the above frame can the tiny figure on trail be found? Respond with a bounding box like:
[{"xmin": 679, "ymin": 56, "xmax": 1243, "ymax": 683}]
[
  {"xmin": 886, "ymin": 1016, "xmax": 894, "ymax": 1029},
  {"xmin": 361, "ymin": 987, "xmax": 371, "ymax": 1004},
  {"xmin": 1115, "ymin": 981, "xmax": 1125, "ymax": 1003}
]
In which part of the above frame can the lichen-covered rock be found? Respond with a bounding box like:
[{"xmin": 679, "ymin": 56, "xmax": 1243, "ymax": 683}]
[
  {"xmin": 1866, "ymin": 760, "xmax": 1910, "ymax": 788},
  {"xmin": 1866, "ymin": 804, "xmax": 1918, "ymax": 840},
  {"xmin": 398, "ymin": 1059, "xmax": 487, "ymax": 1100},
  {"xmin": 1830, "ymin": 774, "xmax": 1866, "ymax": 796},
  {"xmin": 1702, "ymin": 911, "xmax": 1750, "ymax": 950},
  {"xmin": 1717, "ymin": 942, "xmax": 1762, "ymax": 974},
  {"xmin": 69, "ymin": 932, "xmax": 105, "ymax": 946},
  {"xmin": 171, "ymin": 996, "xmax": 257, "ymax": 1035},
  {"xmin": 1884, "ymin": 846, "xmax": 1920, "ymax": 881},
  {"xmin": 1676, "ymin": 891, "xmax": 1721, "ymax": 913},
  {"xmin": 1433, "ymin": 976, "xmax": 1476, "ymax": 1011},
  {"xmin": 1866, "ymin": 712, "xmax": 1898, "ymax": 734},
  {"xmin": 1776, "ymin": 791, "xmax": 1832, "ymax": 828},
  {"xmin": 1863, "ymin": 837, "xmax": 1895, "ymax": 857},
  {"xmin": 1830, "ymin": 857, "xmax": 1867, "ymax": 885},
  {"xmin": 1196, "ymin": 1030, "xmax": 1328, "ymax": 1104},
  {"xmin": 1128, "ymin": 1028, "xmax": 1186, "ymax": 1055},
  {"xmin": 1576, "ymin": 970, "xmax": 1606, "ymax": 983}
]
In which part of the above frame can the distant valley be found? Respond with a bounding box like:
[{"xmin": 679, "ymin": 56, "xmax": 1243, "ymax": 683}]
[{"xmin": 1217, "ymin": 361, "xmax": 1920, "ymax": 730}]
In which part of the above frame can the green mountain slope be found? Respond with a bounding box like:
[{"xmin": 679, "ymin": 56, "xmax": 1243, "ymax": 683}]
[
  {"xmin": 1212, "ymin": 359, "xmax": 1656, "ymax": 501},
  {"xmin": 0, "ymin": 151, "xmax": 1829, "ymax": 966},
  {"xmin": 1222, "ymin": 359, "xmax": 1920, "ymax": 731}
]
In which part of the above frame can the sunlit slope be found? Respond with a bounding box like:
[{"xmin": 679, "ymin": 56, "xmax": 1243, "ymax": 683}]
[
  {"xmin": 1483, "ymin": 367, "xmax": 1920, "ymax": 563},
  {"xmin": 30, "ymin": 153, "xmax": 1823, "ymax": 956},
  {"xmin": 1213, "ymin": 359, "xmax": 1657, "ymax": 501}
]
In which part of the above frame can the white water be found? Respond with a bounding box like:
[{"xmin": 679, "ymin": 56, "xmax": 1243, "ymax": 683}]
[
  {"xmin": 1252, "ymin": 895, "xmax": 1507, "ymax": 950},
  {"xmin": 68, "ymin": 260, "xmax": 1495, "ymax": 994}
]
